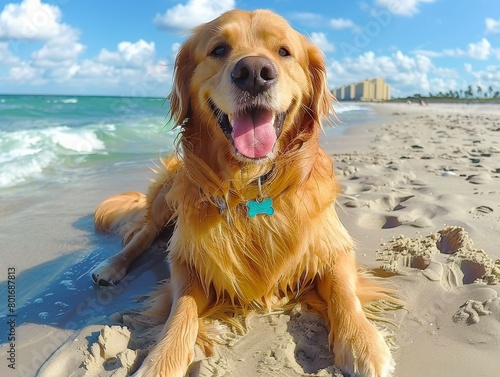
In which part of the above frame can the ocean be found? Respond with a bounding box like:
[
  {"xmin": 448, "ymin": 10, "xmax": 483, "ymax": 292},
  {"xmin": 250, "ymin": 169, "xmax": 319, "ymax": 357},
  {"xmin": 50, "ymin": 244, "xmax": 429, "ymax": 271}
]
[
  {"xmin": 0, "ymin": 95, "xmax": 177, "ymax": 190},
  {"xmin": 0, "ymin": 95, "xmax": 376, "ymax": 349}
]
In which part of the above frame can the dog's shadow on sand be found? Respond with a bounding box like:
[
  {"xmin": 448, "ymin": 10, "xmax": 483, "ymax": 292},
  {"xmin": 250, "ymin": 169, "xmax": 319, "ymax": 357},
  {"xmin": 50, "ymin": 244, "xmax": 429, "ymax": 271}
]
[{"xmin": 0, "ymin": 214, "xmax": 172, "ymax": 344}]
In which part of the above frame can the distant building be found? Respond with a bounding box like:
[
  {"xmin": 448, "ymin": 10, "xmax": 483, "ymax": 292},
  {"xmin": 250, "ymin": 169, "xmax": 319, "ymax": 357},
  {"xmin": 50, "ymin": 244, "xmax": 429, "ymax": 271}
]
[{"xmin": 333, "ymin": 78, "xmax": 390, "ymax": 101}]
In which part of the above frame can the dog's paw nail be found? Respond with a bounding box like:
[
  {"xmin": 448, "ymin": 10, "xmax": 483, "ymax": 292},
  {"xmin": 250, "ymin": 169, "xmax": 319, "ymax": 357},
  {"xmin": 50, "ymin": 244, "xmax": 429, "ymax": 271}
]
[
  {"xmin": 98, "ymin": 278, "xmax": 111, "ymax": 287},
  {"xmin": 91, "ymin": 273, "xmax": 111, "ymax": 287}
]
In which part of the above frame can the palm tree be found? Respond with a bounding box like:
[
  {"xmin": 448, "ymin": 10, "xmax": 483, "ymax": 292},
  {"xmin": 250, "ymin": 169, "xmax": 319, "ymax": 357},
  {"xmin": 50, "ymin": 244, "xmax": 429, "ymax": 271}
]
[
  {"xmin": 488, "ymin": 86, "xmax": 494, "ymax": 98},
  {"xmin": 477, "ymin": 85, "xmax": 482, "ymax": 98},
  {"xmin": 466, "ymin": 85, "xmax": 473, "ymax": 98},
  {"xmin": 494, "ymin": 91, "xmax": 500, "ymax": 98},
  {"xmin": 459, "ymin": 89, "xmax": 463, "ymax": 98}
]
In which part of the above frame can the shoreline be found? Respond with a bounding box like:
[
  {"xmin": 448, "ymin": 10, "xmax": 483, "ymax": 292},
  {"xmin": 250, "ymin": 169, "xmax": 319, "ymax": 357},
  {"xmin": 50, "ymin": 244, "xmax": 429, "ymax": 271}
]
[{"xmin": 2, "ymin": 103, "xmax": 500, "ymax": 376}]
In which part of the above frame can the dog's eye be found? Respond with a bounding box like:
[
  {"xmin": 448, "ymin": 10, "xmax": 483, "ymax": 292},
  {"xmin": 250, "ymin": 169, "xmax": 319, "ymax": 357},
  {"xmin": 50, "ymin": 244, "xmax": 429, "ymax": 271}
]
[
  {"xmin": 279, "ymin": 47, "xmax": 290, "ymax": 57},
  {"xmin": 210, "ymin": 44, "xmax": 230, "ymax": 58}
]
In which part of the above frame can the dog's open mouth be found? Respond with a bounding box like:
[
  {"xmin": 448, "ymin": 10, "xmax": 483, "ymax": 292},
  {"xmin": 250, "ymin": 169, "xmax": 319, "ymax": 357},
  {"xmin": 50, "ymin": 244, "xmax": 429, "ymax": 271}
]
[{"xmin": 210, "ymin": 101, "xmax": 286, "ymax": 159}]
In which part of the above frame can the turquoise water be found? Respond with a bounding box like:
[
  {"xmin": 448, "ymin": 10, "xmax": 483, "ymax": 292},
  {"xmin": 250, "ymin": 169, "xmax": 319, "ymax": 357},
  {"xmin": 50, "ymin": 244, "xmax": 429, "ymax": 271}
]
[{"xmin": 0, "ymin": 95, "xmax": 177, "ymax": 189}]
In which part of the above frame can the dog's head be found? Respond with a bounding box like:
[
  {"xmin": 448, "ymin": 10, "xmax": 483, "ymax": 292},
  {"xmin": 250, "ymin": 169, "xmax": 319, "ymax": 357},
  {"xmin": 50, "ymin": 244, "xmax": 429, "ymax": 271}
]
[{"xmin": 169, "ymin": 9, "xmax": 334, "ymax": 163}]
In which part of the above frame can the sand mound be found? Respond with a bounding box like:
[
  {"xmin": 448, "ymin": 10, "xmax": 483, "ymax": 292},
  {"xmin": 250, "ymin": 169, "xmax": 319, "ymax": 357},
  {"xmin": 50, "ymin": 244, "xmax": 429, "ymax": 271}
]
[
  {"xmin": 377, "ymin": 226, "xmax": 500, "ymax": 288},
  {"xmin": 37, "ymin": 325, "xmax": 143, "ymax": 377}
]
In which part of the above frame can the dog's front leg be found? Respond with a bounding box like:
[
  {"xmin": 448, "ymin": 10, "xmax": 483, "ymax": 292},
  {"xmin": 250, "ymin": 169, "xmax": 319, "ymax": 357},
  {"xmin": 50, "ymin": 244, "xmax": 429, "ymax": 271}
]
[
  {"xmin": 133, "ymin": 261, "xmax": 208, "ymax": 377},
  {"xmin": 317, "ymin": 254, "xmax": 394, "ymax": 377},
  {"xmin": 91, "ymin": 221, "xmax": 159, "ymax": 286}
]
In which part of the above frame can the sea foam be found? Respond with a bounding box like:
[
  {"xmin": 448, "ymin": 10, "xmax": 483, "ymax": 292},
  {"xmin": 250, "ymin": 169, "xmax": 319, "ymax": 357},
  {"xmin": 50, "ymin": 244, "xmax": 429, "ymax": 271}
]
[
  {"xmin": 333, "ymin": 103, "xmax": 369, "ymax": 113},
  {"xmin": 0, "ymin": 125, "xmax": 107, "ymax": 188}
]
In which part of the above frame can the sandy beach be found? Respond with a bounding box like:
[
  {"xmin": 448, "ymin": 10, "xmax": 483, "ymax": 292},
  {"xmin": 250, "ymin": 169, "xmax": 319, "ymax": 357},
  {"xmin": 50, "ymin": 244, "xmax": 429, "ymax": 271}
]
[{"xmin": 2, "ymin": 102, "xmax": 500, "ymax": 377}]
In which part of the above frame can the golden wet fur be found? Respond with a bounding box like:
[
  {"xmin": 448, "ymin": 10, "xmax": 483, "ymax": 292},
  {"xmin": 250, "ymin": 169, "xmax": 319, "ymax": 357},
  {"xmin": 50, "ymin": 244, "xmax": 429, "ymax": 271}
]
[{"xmin": 92, "ymin": 9, "xmax": 398, "ymax": 377}]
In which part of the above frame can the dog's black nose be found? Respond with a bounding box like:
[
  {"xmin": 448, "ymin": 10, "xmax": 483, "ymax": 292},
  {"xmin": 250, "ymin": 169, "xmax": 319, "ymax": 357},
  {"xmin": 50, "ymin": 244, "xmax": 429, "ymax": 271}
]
[{"xmin": 231, "ymin": 56, "xmax": 277, "ymax": 95}]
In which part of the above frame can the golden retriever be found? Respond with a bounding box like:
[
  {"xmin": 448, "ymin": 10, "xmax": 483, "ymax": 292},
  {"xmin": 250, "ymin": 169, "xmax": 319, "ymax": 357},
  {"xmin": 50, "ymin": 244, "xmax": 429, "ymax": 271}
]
[{"xmin": 91, "ymin": 9, "xmax": 398, "ymax": 377}]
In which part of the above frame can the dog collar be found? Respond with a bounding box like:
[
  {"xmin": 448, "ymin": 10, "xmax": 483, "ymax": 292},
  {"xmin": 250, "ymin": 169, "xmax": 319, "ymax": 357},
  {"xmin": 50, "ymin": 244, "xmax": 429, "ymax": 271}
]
[{"xmin": 215, "ymin": 167, "xmax": 275, "ymax": 219}]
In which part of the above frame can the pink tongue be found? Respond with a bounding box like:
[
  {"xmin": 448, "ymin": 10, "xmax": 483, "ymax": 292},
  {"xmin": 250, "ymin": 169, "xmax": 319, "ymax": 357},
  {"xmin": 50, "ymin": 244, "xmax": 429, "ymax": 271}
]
[{"xmin": 232, "ymin": 109, "xmax": 276, "ymax": 159}]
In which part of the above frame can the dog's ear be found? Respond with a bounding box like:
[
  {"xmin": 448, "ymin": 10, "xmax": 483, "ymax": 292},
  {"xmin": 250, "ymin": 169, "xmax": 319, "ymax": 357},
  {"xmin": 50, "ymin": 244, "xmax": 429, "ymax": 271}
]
[
  {"xmin": 168, "ymin": 38, "xmax": 194, "ymax": 126},
  {"xmin": 306, "ymin": 41, "xmax": 335, "ymax": 125}
]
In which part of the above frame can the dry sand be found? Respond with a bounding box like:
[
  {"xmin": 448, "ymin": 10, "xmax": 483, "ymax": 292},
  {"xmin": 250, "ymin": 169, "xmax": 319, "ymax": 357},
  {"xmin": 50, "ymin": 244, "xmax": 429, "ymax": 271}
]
[{"xmin": 3, "ymin": 103, "xmax": 500, "ymax": 376}]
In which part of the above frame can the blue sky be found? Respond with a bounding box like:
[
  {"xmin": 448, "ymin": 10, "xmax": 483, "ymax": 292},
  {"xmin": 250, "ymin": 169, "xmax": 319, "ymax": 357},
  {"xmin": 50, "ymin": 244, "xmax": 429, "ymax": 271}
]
[{"xmin": 1, "ymin": 0, "xmax": 499, "ymax": 98}]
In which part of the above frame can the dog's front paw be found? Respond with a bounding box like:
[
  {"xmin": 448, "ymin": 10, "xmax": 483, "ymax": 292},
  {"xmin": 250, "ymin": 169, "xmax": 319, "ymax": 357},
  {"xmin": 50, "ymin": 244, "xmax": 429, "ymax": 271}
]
[
  {"xmin": 334, "ymin": 321, "xmax": 394, "ymax": 377},
  {"xmin": 90, "ymin": 259, "xmax": 127, "ymax": 286}
]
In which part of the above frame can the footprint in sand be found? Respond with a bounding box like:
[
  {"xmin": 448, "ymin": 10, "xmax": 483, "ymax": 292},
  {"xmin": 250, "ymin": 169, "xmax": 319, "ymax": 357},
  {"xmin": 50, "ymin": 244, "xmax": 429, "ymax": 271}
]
[
  {"xmin": 470, "ymin": 205, "xmax": 494, "ymax": 216},
  {"xmin": 371, "ymin": 195, "xmax": 414, "ymax": 212},
  {"xmin": 376, "ymin": 226, "xmax": 500, "ymax": 288},
  {"xmin": 466, "ymin": 173, "xmax": 493, "ymax": 184},
  {"xmin": 354, "ymin": 194, "xmax": 440, "ymax": 230},
  {"xmin": 452, "ymin": 299, "xmax": 493, "ymax": 325}
]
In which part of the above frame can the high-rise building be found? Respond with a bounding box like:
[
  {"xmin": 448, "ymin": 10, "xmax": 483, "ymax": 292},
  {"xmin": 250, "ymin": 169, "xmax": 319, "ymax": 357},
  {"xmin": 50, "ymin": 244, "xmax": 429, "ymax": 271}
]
[{"xmin": 333, "ymin": 78, "xmax": 390, "ymax": 101}]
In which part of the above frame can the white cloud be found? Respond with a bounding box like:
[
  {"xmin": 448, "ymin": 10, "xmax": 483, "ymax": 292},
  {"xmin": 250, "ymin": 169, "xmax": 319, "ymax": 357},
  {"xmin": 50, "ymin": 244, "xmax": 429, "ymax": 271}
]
[
  {"xmin": 330, "ymin": 50, "xmax": 428, "ymax": 90},
  {"xmin": 2, "ymin": 33, "xmax": 168, "ymax": 95},
  {"xmin": 9, "ymin": 61, "xmax": 39, "ymax": 83},
  {"xmin": 412, "ymin": 49, "xmax": 443, "ymax": 58},
  {"xmin": 0, "ymin": 41, "xmax": 20, "ymax": 64},
  {"xmin": 442, "ymin": 48, "xmax": 465, "ymax": 58},
  {"xmin": 375, "ymin": 0, "xmax": 435, "ymax": 16},
  {"xmin": 467, "ymin": 38, "xmax": 491, "ymax": 60},
  {"xmin": 330, "ymin": 18, "xmax": 359, "ymax": 31},
  {"xmin": 0, "ymin": 0, "xmax": 84, "ymax": 85},
  {"xmin": 415, "ymin": 47, "xmax": 465, "ymax": 59},
  {"xmin": 154, "ymin": 0, "xmax": 235, "ymax": 32},
  {"xmin": 310, "ymin": 32, "xmax": 334, "ymax": 52},
  {"xmin": 413, "ymin": 39, "xmax": 494, "ymax": 61},
  {"xmin": 76, "ymin": 60, "xmax": 112, "ymax": 80},
  {"xmin": 98, "ymin": 40, "xmax": 156, "ymax": 68},
  {"xmin": 0, "ymin": 1, "xmax": 169, "ymax": 95},
  {"xmin": 171, "ymin": 42, "xmax": 181, "ymax": 55},
  {"xmin": 467, "ymin": 65, "xmax": 500, "ymax": 92},
  {"xmin": 485, "ymin": 18, "xmax": 500, "ymax": 34},
  {"xmin": 427, "ymin": 77, "xmax": 460, "ymax": 95},
  {"xmin": 71, "ymin": 40, "xmax": 170, "ymax": 96},
  {"xmin": 0, "ymin": 0, "xmax": 66, "ymax": 40},
  {"xmin": 31, "ymin": 28, "xmax": 84, "ymax": 69}
]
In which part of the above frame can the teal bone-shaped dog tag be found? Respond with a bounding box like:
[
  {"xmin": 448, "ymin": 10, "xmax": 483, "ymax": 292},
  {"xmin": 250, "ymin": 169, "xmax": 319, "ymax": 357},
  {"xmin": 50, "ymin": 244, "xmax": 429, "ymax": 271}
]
[{"xmin": 247, "ymin": 198, "xmax": 274, "ymax": 217}]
